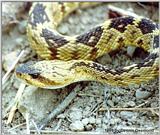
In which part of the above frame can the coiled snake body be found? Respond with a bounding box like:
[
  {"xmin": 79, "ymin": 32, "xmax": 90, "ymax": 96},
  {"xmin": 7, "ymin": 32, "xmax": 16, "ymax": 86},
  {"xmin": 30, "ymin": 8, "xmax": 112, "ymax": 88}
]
[{"xmin": 16, "ymin": 2, "xmax": 159, "ymax": 89}]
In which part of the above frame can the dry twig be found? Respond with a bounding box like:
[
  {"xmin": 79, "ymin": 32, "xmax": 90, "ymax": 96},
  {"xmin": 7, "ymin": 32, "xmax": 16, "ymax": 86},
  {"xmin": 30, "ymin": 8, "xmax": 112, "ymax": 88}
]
[
  {"xmin": 26, "ymin": 113, "xmax": 30, "ymax": 134},
  {"xmin": 6, "ymin": 83, "xmax": 26, "ymax": 124},
  {"xmin": 99, "ymin": 107, "xmax": 159, "ymax": 116},
  {"xmin": 108, "ymin": 5, "xmax": 142, "ymax": 18},
  {"xmin": 2, "ymin": 50, "xmax": 24, "ymax": 86},
  {"xmin": 32, "ymin": 120, "xmax": 41, "ymax": 134}
]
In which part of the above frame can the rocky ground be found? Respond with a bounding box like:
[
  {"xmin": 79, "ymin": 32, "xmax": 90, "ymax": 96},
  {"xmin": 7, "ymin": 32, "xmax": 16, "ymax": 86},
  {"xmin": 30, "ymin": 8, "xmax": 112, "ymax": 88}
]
[{"xmin": 2, "ymin": 2, "xmax": 159, "ymax": 134}]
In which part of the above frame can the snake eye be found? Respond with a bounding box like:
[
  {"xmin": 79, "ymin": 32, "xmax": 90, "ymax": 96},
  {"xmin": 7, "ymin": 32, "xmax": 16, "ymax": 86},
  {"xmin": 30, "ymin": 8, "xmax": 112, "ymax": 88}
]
[{"xmin": 29, "ymin": 73, "xmax": 40, "ymax": 79}]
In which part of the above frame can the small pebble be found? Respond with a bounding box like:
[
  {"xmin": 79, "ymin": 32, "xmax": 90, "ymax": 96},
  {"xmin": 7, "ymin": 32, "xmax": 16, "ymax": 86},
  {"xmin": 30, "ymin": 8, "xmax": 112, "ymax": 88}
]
[
  {"xmin": 107, "ymin": 100, "xmax": 114, "ymax": 107},
  {"xmin": 13, "ymin": 79, "xmax": 22, "ymax": 89},
  {"xmin": 96, "ymin": 118, "xmax": 102, "ymax": 125},
  {"xmin": 110, "ymin": 118, "xmax": 121, "ymax": 125},
  {"xmin": 88, "ymin": 117, "xmax": 96, "ymax": 124},
  {"xmin": 15, "ymin": 37, "xmax": 24, "ymax": 46},
  {"xmin": 95, "ymin": 128, "xmax": 105, "ymax": 132},
  {"xmin": 116, "ymin": 125, "xmax": 127, "ymax": 130},
  {"xmin": 82, "ymin": 118, "xmax": 89, "ymax": 125},
  {"xmin": 18, "ymin": 20, "xmax": 27, "ymax": 34},
  {"xmin": 69, "ymin": 108, "xmax": 82, "ymax": 121},
  {"xmin": 97, "ymin": 53, "xmax": 112, "ymax": 65},
  {"xmin": 126, "ymin": 101, "xmax": 136, "ymax": 107},
  {"xmin": 68, "ymin": 17, "xmax": 74, "ymax": 24},
  {"xmin": 58, "ymin": 25, "xmax": 69, "ymax": 34},
  {"xmin": 81, "ymin": 17, "xmax": 88, "ymax": 24},
  {"xmin": 83, "ymin": 107, "xmax": 90, "ymax": 116},
  {"xmin": 103, "ymin": 117, "xmax": 109, "ymax": 124},
  {"xmin": 120, "ymin": 111, "xmax": 137, "ymax": 120},
  {"xmin": 3, "ymin": 51, "xmax": 18, "ymax": 71},
  {"xmin": 69, "ymin": 120, "xmax": 84, "ymax": 131},
  {"xmin": 150, "ymin": 102, "xmax": 158, "ymax": 108},
  {"xmin": 135, "ymin": 89, "xmax": 152, "ymax": 99},
  {"xmin": 85, "ymin": 124, "xmax": 93, "ymax": 131},
  {"xmin": 127, "ymin": 46, "xmax": 136, "ymax": 57},
  {"xmin": 102, "ymin": 123, "xmax": 109, "ymax": 130},
  {"xmin": 128, "ymin": 116, "xmax": 137, "ymax": 122}
]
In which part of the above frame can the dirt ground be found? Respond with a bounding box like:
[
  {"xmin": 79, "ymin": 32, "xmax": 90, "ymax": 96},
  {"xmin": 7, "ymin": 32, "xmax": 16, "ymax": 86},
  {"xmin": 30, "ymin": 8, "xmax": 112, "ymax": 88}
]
[{"xmin": 2, "ymin": 2, "xmax": 159, "ymax": 134}]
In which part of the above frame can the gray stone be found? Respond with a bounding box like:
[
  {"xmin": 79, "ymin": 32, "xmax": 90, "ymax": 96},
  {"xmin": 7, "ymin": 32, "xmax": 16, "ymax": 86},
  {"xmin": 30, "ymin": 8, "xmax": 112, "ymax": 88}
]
[
  {"xmin": 103, "ymin": 117, "xmax": 109, "ymax": 124},
  {"xmin": 81, "ymin": 118, "xmax": 89, "ymax": 125},
  {"xmin": 96, "ymin": 118, "xmax": 102, "ymax": 125},
  {"xmin": 85, "ymin": 124, "xmax": 93, "ymax": 131},
  {"xmin": 127, "ymin": 46, "xmax": 136, "ymax": 57},
  {"xmin": 95, "ymin": 128, "xmax": 105, "ymax": 132},
  {"xmin": 69, "ymin": 120, "xmax": 84, "ymax": 131},
  {"xmin": 107, "ymin": 100, "xmax": 114, "ymax": 107},
  {"xmin": 110, "ymin": 118, "xmax": 121, "ymax": 125},
  {"xmin": 69, "ymin": 108, "xmax": 82, "ymax": 121},
  {"xmin": 18, "ymin": 20, "xmax": 27, "ymax": 34},
  {"xmin": 126, "ymin": 101, "xmax": 136, "ymax": 107},
  {"xmin": 136, "ymin": 89, "xmax": 152, "ymax": 99},
  {"xmin": 68, "ymin": 17, "xmax": 74, "ymax": 24},
  {"xmin": 120, "ymin": 111, "xmax": 137, "ymax": 120},
  {"xmin": 15, "ymin": 37, "xmax": 24, "ymax": 46},
  {"xmin": 57, "ymin": 25, "xmax": 69, "ymax": 34},
  {"xmin": 97, "ymin": 53, "xmax": 112, "ymax": 65},
  {"xmin": 3, "ymin": 51, "xmax": 19, "ymax": 71},
  {"xmin": 88, "ymin": 116, "xmax": 96, "ymax": 124}
]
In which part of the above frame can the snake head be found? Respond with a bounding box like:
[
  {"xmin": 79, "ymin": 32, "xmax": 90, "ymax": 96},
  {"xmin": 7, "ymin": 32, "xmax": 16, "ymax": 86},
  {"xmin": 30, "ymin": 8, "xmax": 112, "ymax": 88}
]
[{"xmin": 15, "ymin": 60, "xmax": 77, "ymax": 89}]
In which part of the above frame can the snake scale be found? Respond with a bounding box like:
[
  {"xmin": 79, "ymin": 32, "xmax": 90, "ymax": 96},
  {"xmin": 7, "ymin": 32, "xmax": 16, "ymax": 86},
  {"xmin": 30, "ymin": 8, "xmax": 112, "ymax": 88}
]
[{"xmin": 16, "ymin": 2, "xmax": 159, "ymax": 89}]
